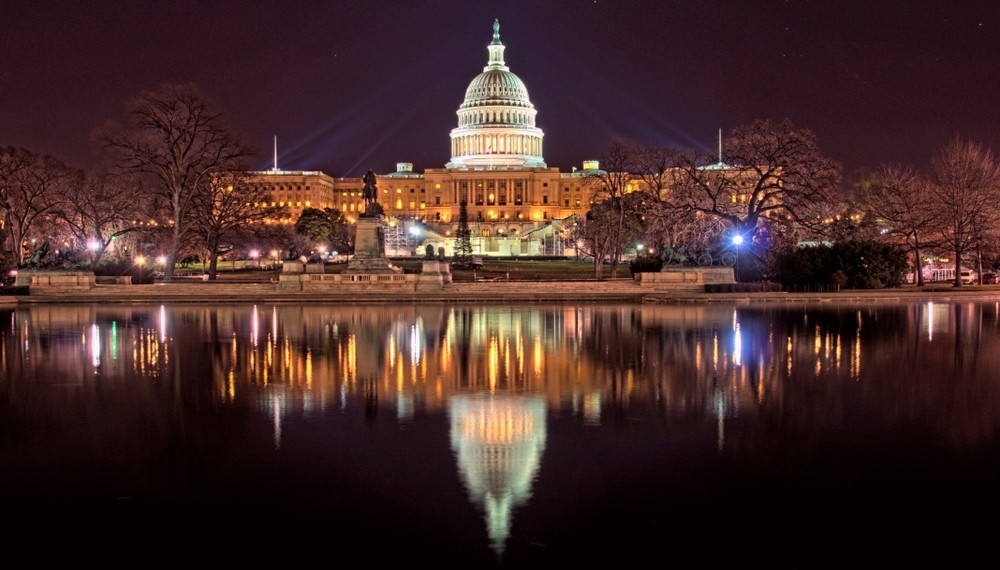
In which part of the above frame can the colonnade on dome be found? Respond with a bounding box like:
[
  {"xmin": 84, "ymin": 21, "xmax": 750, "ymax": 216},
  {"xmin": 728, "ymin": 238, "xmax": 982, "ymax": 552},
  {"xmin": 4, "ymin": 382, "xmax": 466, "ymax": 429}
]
[{"xmin": 450, "ymin": 133, "xmax": 543, "ymax": 164}]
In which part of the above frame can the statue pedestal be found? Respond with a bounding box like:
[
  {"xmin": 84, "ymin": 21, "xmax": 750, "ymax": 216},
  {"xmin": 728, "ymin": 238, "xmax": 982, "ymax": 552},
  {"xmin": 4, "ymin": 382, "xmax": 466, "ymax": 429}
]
[
  {"xmin": 415, "ymin": 259, "xmax": 452, "ymax": 290},
  {"xmin": 344, "ymin": 216, "xmax": 396, "ymax": 274}
]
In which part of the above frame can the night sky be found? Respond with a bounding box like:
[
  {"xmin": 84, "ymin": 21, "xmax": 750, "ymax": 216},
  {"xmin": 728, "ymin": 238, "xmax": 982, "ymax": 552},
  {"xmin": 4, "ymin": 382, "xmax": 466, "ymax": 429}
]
[{"xmin": 3, "ymin": 1, "xmax": 998, "ymax": 179}]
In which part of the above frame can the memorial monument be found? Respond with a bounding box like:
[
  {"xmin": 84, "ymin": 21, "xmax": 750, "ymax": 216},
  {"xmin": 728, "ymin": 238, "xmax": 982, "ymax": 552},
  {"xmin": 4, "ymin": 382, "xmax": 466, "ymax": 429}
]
[{"xmin": 343, "ymin": 170, "xmax": 397, "ymax": 274}]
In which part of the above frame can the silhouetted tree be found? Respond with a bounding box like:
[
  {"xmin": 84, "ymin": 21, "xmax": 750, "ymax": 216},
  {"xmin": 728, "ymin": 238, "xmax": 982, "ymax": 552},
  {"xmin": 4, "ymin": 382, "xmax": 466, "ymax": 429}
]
[
  {"xmin": 98, "ymin": 83, "xmax": 254, "ymax": 280},
  {"xmin": 928, "ymin": 137, "xmax": 1000, "ymax": 288},
  {"xmin": 584, "ymin": 139, "xmax": 636, "ymax": 277},
  {"xmin": 855, "ymin": 165, "xmax": 939, "ymax": 285},
  {"xmin": 294, "ymin": 207, "xmax": 351, "ymax": 255},
  {"xmin": 671, "ymin": 119, "xmax": 841, "ymax": 242},
  {"xmin": 193, "ymin": 170, "xmax": 278, "ymax": 279},
  {"xmin": 454, "ymin": 199, "xmax": 473, "ymax": 262},
  {"xmin": 0, "ymin": 147, "xmax": 72, "ymax": 265},
  {"xmin": 52, "ymin": 168, "xmax": 146, "ymax": 267}
]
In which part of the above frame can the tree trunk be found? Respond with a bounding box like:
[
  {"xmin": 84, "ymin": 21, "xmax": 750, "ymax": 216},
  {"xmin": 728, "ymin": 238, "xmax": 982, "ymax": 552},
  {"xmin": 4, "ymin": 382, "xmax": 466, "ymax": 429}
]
[
  {"xmin": 954, "ymin": 250, "xmax": 963, "ymax": 287},
  {"xmin": 914, "ymin": 245, "xmax": 924, "ymax": 286},
  {"xmin": 164, "ymin": 223, "xmax": 183, "ymax": 281},
  {"xmin": 208, "ymin": 238, "xmax": 220, "ymax": 280}
]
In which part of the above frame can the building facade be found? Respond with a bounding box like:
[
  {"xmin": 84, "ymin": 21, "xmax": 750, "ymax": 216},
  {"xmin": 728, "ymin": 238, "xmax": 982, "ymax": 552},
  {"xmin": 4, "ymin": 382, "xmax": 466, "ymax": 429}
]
[{"xmin": 252, "ymin": 20, "xmax": 603, "ymax": 257}]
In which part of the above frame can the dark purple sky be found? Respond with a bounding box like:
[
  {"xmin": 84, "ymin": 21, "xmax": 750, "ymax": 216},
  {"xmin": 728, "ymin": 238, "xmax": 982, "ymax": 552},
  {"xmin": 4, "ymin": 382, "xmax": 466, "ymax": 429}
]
[{"xmin": 3, "ymin": 1, "xmax": 998, "ymax": 178}]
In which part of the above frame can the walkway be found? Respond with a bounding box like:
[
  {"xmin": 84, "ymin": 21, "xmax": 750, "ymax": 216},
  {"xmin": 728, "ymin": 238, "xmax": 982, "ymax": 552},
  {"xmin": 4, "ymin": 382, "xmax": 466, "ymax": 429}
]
[{"xmin": 7, "ymin": 279, "xmax": 1000, "ymax": 305}]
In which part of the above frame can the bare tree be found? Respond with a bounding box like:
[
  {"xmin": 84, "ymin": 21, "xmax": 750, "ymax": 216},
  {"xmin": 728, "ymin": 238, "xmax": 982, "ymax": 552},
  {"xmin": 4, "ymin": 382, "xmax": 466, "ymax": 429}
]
[
  {"xmin": 627, "ymin": 143, "xmax": 697, "ymax": 262},
  {"xmin": 571, "ymin": 193, "xmax": 644, "ymax": 280},
  {"xmin": 52, "ymin": 169, "xmax": 147, "ymax": 266},
  {"xmin": 584, "ymin": 139, "xmax": 638, "ymax": 277},
  {"xmin": 193, "ymin": 170, "xmax": 277, "ymax": 279},
  {"xmin": 856, "ymin": 165, "xmax": 939, "ymax": 285},
  {"xmin": 98, "ymin": 83, "xmax": 255, "ymax": 280},
  {"xmin": 671, "ymin": 119, "xmax": 841, "ymax": 241},
  {"xmin": 928, "ymin": 137, "xmax": 1000, "ymax": 287},
  {"xmin": 0, "ymin": 147, "xmax": 72, "ymax": 265},
  {"xmin": 632, "ymin": 143, "xmax": 681, "ymax": 201},
  {"xmin": 571, "ymin": 205, "xmax": 617, "ymax": 280}
]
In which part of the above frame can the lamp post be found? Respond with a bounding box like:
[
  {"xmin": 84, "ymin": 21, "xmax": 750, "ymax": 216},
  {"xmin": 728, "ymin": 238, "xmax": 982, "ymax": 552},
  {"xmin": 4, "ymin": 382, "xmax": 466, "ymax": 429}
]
[{"xmin": 731, "ymin": 234, "xmax": 744, "ymax": 282}]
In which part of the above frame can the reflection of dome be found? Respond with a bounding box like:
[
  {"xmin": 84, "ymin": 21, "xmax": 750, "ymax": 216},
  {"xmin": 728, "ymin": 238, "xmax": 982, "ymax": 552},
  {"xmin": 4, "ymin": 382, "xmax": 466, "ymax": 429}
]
[
  {"xmin": 449, "ymin": 392, "xmax": 547, "ymax": 557},
  {"xmin": 447, "ymin": 19, "xmax": 546, "ymax": 169}
]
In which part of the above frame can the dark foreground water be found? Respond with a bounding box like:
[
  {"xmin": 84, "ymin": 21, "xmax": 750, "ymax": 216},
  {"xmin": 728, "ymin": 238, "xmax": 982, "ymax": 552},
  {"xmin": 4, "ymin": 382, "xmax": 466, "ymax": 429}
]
[{"xmin": 3, "ymin": 300, "xmax": 1000, "ymax": 566}]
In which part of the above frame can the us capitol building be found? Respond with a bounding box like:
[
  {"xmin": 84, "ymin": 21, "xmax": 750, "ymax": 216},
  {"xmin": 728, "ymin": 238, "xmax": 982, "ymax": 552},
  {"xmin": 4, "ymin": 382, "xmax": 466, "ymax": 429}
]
[{"xmin": 252, "ymin": 20, "xmax": 603, "ymax": 257}]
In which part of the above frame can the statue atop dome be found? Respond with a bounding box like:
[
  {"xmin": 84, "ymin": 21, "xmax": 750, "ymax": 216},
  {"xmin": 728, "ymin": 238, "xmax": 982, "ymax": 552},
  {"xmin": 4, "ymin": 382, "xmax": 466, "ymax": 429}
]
[{"xmin": 492, "ymin": 19, "xmax": 500, "ymax": 44}]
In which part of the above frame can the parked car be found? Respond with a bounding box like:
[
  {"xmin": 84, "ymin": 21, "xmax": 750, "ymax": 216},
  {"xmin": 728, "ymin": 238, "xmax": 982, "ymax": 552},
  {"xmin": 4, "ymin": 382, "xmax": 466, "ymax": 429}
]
[{"xmin": 982, "ymin": 272, "xmax": 999, "ymax": 284}]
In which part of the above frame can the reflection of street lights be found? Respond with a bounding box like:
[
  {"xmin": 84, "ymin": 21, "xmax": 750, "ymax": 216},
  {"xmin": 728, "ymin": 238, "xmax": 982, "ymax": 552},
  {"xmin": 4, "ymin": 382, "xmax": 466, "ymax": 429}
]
[{"xmin": 731, "ymin": 234, "xmax": 744, "ymax": 282}]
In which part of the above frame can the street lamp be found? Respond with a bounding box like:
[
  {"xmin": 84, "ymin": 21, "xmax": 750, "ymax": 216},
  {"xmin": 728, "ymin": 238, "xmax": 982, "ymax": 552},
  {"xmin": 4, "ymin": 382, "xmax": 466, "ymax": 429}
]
[
  {"xmin": 249, "ymin": 249, "xmax": 260, "ymax": 268},
  {"xmin": 86, "ymin": 239, "xmax": 101, "ymax": 265},
  {"xmin": 731, "ymin": 234, "xmax": 744, "ymax": 282}
]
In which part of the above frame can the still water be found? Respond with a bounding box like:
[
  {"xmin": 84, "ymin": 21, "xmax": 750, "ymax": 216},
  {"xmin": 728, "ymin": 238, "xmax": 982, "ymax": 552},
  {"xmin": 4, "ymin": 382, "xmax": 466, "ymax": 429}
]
[{"xmin": 2, "ymin": 301, "xmax": 1000, "ymax": 565}]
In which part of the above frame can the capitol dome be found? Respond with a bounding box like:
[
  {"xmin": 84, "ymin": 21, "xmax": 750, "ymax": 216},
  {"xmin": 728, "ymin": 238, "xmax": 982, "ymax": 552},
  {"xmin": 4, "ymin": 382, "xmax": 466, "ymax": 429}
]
[{"xmin": 447, "ymin": 20, "xmax": 546, "ymax": 169}]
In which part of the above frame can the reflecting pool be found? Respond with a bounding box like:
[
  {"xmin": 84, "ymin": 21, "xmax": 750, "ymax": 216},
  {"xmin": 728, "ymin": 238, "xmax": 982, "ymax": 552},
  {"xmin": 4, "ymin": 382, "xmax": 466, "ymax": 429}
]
[{"xmin": 2, "ymin": 301, "xmax": 1000, "ymax": 566}]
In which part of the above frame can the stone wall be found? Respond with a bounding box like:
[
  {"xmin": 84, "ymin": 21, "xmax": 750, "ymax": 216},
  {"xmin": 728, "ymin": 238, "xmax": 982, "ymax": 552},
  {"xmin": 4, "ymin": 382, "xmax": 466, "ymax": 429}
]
[
  {"xmin": 17, "ymin": 270, "xmax": 97, "ymax": 293},
  {"xmin": 636, "ymin": 267, "xmax": 735, "ymax": 292}
]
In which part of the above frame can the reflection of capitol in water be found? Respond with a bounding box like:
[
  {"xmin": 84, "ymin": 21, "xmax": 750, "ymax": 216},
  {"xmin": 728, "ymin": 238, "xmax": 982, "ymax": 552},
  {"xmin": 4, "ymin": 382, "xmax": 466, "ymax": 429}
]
[
  {"xmin": 11, "ymin": 300, "xmax": 1000, "ymax": 554},
  {"xmin": 202, "ymin": 303, "xmax": 634, "ymax": 424},
  {"xmin": 448, "ymin": 393, "xmax": 546, "ymax": 556},
  {"xmin": 10, "ymin": 300, "xmax": 1000, "ymax": 564},
  {"xmin": 12, "ymin": 301, "xmax": 988, "ymax": 431}
]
